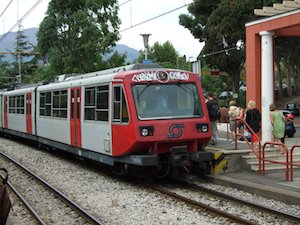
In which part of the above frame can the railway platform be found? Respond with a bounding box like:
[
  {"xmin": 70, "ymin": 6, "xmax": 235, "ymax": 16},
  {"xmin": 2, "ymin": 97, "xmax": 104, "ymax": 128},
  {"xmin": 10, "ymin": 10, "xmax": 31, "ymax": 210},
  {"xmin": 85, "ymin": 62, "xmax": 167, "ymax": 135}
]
[{"xmin": 206, "ymin": 123, "xmax": 300, "ymax": 205}]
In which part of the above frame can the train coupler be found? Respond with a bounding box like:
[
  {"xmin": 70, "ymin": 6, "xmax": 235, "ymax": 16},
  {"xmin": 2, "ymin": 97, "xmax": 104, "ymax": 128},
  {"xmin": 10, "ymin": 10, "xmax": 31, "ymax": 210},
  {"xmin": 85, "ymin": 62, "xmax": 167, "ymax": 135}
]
[{"xmin": 170, "ymin": 146, "xmax": 190, "ymax": 179}]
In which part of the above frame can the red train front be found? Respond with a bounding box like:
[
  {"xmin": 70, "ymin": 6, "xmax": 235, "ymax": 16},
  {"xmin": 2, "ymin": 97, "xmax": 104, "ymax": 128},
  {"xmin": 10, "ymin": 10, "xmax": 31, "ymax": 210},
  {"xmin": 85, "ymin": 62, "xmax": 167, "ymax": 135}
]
[{"xmin": 111, "ymin": 67, "xmax": 213, "ymax": 179}]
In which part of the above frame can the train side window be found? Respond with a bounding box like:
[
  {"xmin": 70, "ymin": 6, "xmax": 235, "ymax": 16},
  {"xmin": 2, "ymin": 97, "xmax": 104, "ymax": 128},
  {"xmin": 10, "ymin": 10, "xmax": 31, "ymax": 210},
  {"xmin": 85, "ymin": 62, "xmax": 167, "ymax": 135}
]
[
  {"xmin": 84, "ymin": 85, "xmax": 109, "ymax": 121},
  {"xmin": 84, "ymin": 87, "xmax": 96, "ymax": 120},
  {"xmin": 9, "ymin": 96, "xmax": 15, "ymax": 113},
  {"xmin": 16, "ymin": 95, "xmax": 24, "ymax": 114},
  {"xmin": 45, "ymin": 92, "xmax": 52, "ymax": 116},
  {"xmin": 121, "ymin": 91, "xmax": 129, "ymax": 123},
  {"xmin": 8, "ymin": 95, "xmax": 25, "ymax": 114},
  {"xmin": 113, "ymin": 87, "xmax": 121, "ymax": 121},
  {"xmin": 40, "ymin": 93, "xmax": 45, "ymax": 116},
  {"xmin": 113, "ymin": 86, "xmax": 129, "ymax": 123},
  {"xmin": 60, "ymin": 90, "xmax": 68, "ymax": 118},
  {"xmin": 96, "ymin": 85, "xmax": 109, "ymax": 121},
  {"xmin": 52, "ymin": 90, "xmax": 68, "ymax": 118}
]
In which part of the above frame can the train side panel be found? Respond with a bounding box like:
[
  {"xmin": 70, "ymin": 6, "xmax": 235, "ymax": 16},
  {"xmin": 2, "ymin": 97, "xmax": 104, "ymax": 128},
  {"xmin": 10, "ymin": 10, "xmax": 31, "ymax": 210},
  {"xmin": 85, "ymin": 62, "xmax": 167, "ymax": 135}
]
[
  {"xmin": 2, "ymin": 88, "xmax": 36, "ymax": 136},
  {"xmin": 0, "ymin": 93, "xmax": 3, "ymax": 130},
  {"xmin": 36, "ymin": 117, "xmax": 70, "ymax": 144},
  {"xmin": 81, "ymin": 121, "xmax": 111, "ymax": 154},
  {"xmin": 36, "ymin": 75, "xmax": 114, "ymax": 155}
]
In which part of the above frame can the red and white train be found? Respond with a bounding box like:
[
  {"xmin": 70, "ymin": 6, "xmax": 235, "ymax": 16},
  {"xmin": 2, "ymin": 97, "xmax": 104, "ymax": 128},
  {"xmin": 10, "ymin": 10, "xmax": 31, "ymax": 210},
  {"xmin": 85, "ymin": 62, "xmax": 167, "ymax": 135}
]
[{"xmin": 0, "ymin": 64, "xmax": 217, "ymax": 179}]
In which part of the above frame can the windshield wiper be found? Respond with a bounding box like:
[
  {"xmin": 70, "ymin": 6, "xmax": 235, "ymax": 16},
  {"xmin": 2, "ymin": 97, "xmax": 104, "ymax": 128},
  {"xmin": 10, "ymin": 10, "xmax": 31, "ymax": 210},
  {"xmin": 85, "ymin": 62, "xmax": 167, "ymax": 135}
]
[
  {"xmin": 176, "ymin": 81, "xmax": 194, "ymax": 97},
  {"xmin": 137, "ymin": 82, "xmax": 151, "ymax": 101}
]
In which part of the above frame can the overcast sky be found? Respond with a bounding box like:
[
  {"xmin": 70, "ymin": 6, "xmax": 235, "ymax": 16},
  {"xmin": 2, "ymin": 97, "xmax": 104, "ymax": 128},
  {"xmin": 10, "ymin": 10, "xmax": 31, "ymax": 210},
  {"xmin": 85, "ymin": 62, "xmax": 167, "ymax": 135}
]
[{"xmin": 0, "ymin": 0, "xmax": 204, "ymax": 59}]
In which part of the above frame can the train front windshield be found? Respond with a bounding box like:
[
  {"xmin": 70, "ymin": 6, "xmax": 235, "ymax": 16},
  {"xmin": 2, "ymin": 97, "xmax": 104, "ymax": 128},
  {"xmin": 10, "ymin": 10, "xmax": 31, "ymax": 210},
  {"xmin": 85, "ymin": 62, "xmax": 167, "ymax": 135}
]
[{"xmin": 132, "ymin": 83, "xmax": 204, "ymax": 119}]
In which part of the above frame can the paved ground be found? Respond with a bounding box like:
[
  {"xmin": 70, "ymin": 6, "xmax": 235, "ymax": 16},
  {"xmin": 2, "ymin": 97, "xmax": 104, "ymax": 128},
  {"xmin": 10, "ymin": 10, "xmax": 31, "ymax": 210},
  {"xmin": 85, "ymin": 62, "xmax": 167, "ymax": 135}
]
[{"xmin": 205, "ymin": 121, "xmax": 300, "ymax": 205}]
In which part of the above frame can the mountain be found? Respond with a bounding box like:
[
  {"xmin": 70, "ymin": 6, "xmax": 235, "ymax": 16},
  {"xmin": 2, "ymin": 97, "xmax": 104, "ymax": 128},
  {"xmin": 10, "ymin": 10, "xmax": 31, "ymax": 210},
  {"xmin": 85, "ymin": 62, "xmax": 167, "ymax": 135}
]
[
  {"xmin": 0, "ymin": 27, "xmax": 139, "ymax": 63},
  {"xmin": 112, "ymin": 44, "xmax": 140, "ymax": 63}
]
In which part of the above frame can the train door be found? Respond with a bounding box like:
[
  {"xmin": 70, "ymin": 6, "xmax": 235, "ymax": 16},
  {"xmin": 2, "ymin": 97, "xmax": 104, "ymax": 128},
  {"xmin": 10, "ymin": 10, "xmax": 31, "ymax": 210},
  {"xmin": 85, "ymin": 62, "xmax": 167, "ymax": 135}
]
[
  {"xmin": 4, "ymin": 96, "xmax": 8, "ymax": 128},
  {"xmin": 70, "ymin": 87, "xmax": 82, "ymax": 147},
  {"xmin": 26, "ymin": 93, "xmax": 32, "ymax": 134}
]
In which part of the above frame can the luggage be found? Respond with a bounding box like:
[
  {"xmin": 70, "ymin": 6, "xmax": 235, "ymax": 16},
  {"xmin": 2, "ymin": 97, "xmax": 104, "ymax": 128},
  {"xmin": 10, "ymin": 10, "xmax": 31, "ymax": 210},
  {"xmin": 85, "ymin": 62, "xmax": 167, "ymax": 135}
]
[
  {"xmin": 285, "ymin": 121, "xmax": 296, "ymax": 138},
  {"xmin": 0, "ymin": 168, "xmax": 11, "ymax": 225}
]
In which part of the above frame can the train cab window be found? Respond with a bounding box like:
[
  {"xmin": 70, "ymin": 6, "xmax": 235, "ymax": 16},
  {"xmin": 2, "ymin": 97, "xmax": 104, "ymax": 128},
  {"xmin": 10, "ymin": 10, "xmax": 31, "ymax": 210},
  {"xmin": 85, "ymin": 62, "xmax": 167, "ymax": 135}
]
[
  {"xmin": 132, "ymin": 83, "xmax": 203, "ymax": 120},
  {"xmin": 113, "ymin": 86, "xmax": 129, "ymax": 123},
  {"xmin": 84, "ymin": 85, "xmax": 109, "ymax": 121}
]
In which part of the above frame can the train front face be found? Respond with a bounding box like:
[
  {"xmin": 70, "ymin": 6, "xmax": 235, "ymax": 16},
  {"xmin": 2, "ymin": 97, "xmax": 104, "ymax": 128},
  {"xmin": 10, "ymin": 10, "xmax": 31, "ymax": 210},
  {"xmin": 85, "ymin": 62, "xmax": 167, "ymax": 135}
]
[{"xmin": 130, "ymin": 70, "xmax": 213, "ymax": 179}]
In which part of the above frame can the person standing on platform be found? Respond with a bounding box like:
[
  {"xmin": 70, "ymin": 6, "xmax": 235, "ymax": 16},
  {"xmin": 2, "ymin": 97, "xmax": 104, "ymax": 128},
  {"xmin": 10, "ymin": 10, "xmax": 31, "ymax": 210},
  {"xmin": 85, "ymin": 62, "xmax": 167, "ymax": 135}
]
[
  {"xmin": 206, "ymin": 92, "xmax": 220, "ymax": 145},
  {"xmin": 269, "ymin": 103, "xmax": 286, "ymax": 154},
  {"xmin": 228, "ymin": 100, "xmax": 240, "ymax": 143},
  {"xmin": 245, "ymin": 100, "xmax": 261, "ymax": 149}
]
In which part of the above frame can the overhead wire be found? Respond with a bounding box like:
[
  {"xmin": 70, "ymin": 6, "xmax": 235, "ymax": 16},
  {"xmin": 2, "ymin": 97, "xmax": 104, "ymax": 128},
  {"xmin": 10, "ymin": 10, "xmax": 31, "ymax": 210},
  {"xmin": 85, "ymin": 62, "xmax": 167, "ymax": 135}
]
[
  {"xmin": 0, "ymin": 1, "xmax": 191, "ymax": 59},
  {"xmin": 0, "ymin": 0, "xmax": 43, "ymax": 42},
  {"xmin": 59, "ymin": 2, "xmax": 192, "ymax": 57},
  {"xmin": 0, "ymin": 0, "xmax": 14, "ymax": 18}
]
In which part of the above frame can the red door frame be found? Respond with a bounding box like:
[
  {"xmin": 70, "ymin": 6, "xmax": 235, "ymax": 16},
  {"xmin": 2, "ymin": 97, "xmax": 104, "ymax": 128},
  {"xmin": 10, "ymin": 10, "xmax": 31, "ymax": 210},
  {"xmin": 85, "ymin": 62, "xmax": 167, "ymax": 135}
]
[
  {"xmin": 26, "ymin": 93, "xmax": 32, "ymax": 134},
  {"xmin": 4, "ymin": 96, "xmax": 8, "ymax": 128},
  {"xmin": 70, "ymin": 87, "xmax": 82, "ymax": 147}
]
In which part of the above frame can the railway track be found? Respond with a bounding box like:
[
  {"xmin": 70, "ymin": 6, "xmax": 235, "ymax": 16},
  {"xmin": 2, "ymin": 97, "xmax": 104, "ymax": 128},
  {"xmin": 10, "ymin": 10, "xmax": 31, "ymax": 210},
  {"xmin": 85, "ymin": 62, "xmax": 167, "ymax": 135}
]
[
  {"xmin": 188, "ymin": 182, "xmax": 300, "ymax": 224},
  {"xmin": 144, "ymin": 181, "xmax": 300, "ymax": 225},
  {"xmin": 0, "ymin": 151, "xmax": 105, "ymax": 225}
]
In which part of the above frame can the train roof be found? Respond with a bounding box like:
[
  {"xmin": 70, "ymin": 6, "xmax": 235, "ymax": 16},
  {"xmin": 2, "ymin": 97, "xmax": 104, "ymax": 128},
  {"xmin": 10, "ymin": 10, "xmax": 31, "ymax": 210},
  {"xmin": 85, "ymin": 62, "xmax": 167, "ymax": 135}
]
[
  {"xmin": 56, "ymin": 63, "xmax": 162, "ymax": 82},
  {"xmin": 2, "ymin": 64, "xmax": 197, "ymax": 93}
]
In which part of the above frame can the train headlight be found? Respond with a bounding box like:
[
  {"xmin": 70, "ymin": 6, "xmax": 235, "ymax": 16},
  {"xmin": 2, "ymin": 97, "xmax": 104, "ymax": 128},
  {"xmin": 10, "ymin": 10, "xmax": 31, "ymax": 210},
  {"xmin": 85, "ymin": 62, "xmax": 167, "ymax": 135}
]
[
  {"xmin": 141, "ymin": 128, "xmax": 149, "ymax": 136},
  {"xmin": 196, "ymin": 123, "xmax": 209, "ymax": 133},
  {"xmin": 201, "ymin": 125, "xmax": 208, "ymax": 132},
  {"xmin": 140, "ymin": 126, "xmax": 154, "ymax": 137}
]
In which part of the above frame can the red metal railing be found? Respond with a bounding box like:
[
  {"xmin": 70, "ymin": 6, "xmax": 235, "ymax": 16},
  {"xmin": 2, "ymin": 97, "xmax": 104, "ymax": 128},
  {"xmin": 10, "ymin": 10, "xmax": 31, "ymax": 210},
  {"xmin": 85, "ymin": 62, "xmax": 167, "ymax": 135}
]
[
  {"xmin": 226, "ymin": 118, "xmax": 299, "ymax": 181},
  {"xmin": 290, "ymin": 145, "xmax": 300, "ymax": 181},
  {"xmin": 262, "ymin": 142, "xmax": 289, "ymax": 181},
  {"xmin": 233, "ymin": 118, "xmax": 262, "ymax": 173}
]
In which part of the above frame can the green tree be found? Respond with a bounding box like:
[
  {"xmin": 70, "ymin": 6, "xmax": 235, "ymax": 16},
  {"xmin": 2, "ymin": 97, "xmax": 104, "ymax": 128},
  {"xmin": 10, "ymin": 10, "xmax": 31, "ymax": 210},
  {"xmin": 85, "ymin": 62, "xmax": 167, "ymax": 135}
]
[
  {"xmin": 37, "ymin": 0, "xmax": 121, "ymax": 76},
  {"xmin": 0, "ymin": 55, "xmax": 12, "ymax": 88},
  {"xmin": 137, "ymin": 41, "xmax": 191, "ymax": 70},
  {"xmin": 11, "ymin": 27, "xmax": 36, "ymax": 83},
  {"xmin": 179, "ymin": 0, "xmax": 281, "ymax": 93},
  {"xmin": 107, "ymin": 51, "xmax": 127, "ymax": 68},
  {"xmin": 275, "ymin": 37, "xmax": 300, "ymax": 97}
]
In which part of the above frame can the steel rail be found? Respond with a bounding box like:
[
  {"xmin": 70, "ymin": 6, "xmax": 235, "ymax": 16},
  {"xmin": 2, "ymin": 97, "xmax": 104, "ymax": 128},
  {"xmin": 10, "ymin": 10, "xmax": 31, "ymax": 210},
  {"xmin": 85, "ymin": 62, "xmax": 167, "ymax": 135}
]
[
  {"xmin": 188, "ymin": 182, "xmax": 300, "ymax": 224},
  {"xmin": 145, "ymin": 183, "xmax": 258, "ymax": 225},
  {"xmin": 0, "ymin": 152, "xmax": 105, "ymax": 225},
  {"xmin": 0, "ymin": 174, "xmax": 46, "ymax": 225}
]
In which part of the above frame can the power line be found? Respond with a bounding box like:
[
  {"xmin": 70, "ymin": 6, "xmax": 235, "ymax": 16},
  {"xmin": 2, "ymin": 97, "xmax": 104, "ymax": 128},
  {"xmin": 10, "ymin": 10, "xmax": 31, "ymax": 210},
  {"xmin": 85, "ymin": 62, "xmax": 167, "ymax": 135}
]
[
  {"xmin": 0, "ymin": 0, "xmax": 43, "ymax": 42},
  {"xmin": 0, "ymin": 51, "xmax": 40, "ymax": 55},
  {"xmin": 0, "ymin": 0, "xmax": 14, "ymax": 18},
  {"xmin": 59, "ymin": 2, "xmax": 191, "ymax": 57},
  {"xmin": 1, "ymin": 1, "xmax": 191, "ymax": 59},
  {"xmin": 119, "ymin": 0, "xmax": 131, "ymax": 7},
  {"xmin": 121, "ymin": 3, "xmax": 189, "ymax": 32}
]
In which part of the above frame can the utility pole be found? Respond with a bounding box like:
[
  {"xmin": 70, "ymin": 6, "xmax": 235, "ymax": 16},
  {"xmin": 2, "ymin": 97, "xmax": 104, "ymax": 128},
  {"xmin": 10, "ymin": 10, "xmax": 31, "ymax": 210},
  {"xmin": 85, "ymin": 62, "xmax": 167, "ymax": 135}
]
[{"xmin": 0, "ymin": 51, "xmax": 40, "ymax": 85}]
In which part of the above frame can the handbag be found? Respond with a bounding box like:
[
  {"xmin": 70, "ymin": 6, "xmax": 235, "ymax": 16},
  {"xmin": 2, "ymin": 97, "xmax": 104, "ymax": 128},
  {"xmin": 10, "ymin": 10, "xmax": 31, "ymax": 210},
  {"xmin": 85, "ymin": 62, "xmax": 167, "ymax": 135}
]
[{"xmin": 0, "ymin": 168, "xmax": 12, "ymax": 225}]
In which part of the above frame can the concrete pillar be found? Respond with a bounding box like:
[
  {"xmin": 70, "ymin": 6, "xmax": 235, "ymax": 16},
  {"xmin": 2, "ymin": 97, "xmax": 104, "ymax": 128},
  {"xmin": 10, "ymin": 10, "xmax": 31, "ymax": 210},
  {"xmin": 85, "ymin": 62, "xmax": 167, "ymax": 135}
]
[{"xmin": 260, "ymin": 31, "xmax": 274, "ymax": 142}]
